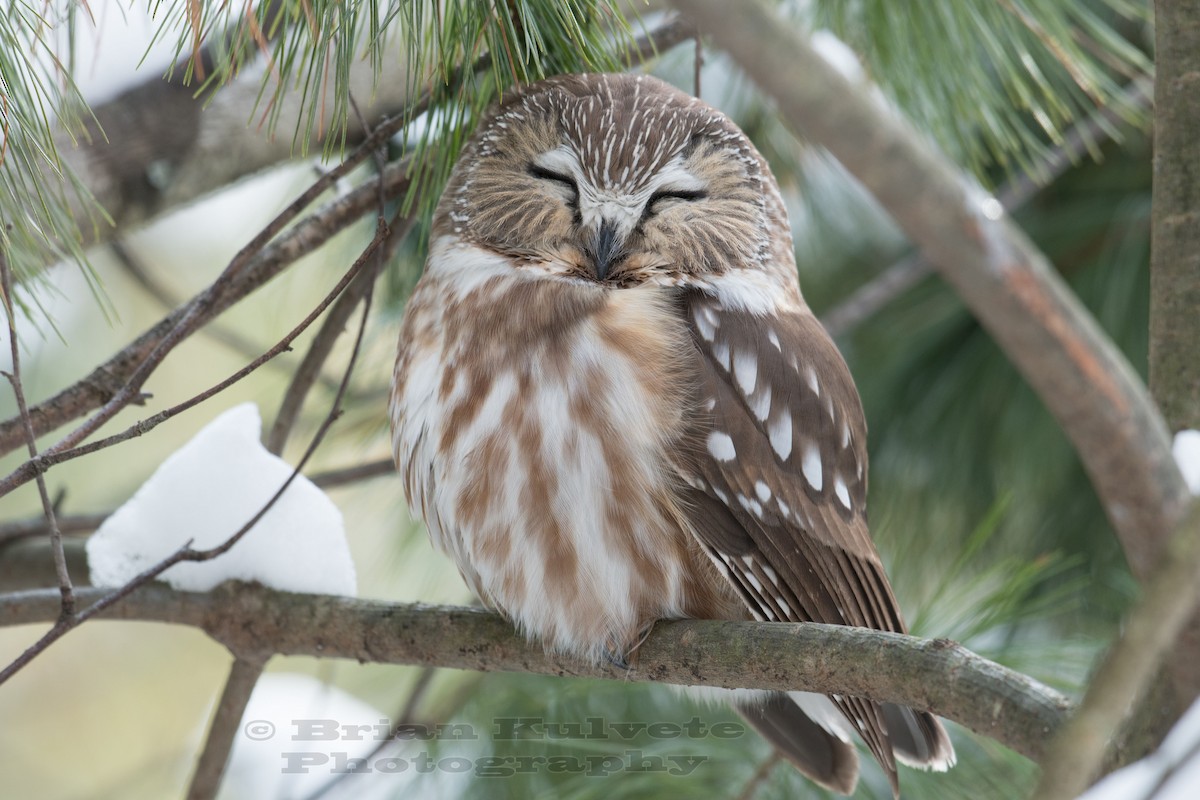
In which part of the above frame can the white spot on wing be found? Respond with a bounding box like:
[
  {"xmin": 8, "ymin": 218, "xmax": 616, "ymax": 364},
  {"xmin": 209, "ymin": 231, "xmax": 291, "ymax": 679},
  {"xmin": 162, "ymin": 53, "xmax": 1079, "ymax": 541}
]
[
  {"xmin": 802, "ymin": 445, "xmax": 823, "ymax": 491},
  {"xmin": 767, "ymin": 329, "xmax": 781, "ymax": 350},
  {"xmin": 713, "ymin": 340, "xmax": 731, "ymax": 371},
  {"xmin": 707, "ymin": 431, "xmax": 736, "ymax": 462},
  {"xmin": 841, "ymin": 422, "xmax": 850, "ymax": 448},
  {"xmin": 749, "ymin": 384, "xmax": 772, "ymax": 422},
  {"xmin": 693, "ymin": 308, "xmax": 716, "ymax": 341},
  {"xmin": 834, "ymin": 476, "xmax": 851, "ymax": 509},
  {"xmin": 769, "ymin": 412, "xmax": 793, "ymax": 460},
  {"xmin": 755, "ymin": 481, "xmax": 771, "ymax": 502},
  {"xmin": 738, "ymin": 495, "xmax": 764, "ymax": 518},
  {"xmin": 734, "ymin": 348, "xmax": 758, "ymax": 395},
  {"xmin": 806, "ymin": 367, "xmax": 820, "ymax": 395}
]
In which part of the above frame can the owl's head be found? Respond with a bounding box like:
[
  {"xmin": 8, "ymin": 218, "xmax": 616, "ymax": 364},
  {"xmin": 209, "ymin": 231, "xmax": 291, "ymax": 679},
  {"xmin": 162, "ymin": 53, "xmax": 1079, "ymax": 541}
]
[{"xmin": 433, "ymin": 73, "xmax": 789, "ymax": 287}]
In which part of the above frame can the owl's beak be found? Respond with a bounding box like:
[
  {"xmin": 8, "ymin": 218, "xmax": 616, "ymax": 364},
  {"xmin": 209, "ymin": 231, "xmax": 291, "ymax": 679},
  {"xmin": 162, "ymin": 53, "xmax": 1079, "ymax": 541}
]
[{"xmin": 587, "ymin": 220, "xmax": 624, "ymax": 282}]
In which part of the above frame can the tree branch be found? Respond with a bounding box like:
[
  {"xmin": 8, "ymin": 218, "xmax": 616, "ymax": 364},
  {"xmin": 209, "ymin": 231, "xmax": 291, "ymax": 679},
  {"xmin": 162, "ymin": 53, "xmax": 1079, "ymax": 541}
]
[
  {"xmin": 186, "ymin": 655, "xmax": 267, "ymax": 800},
  {"xmin": 0, "ymin": 583, "xmax": 1071, "ymax": 763},
  {"xmin": 1150, "ymin": 0, "xmax": 1200, "ymax": 435},
  {"xmin": 820, "ymin": 73, "xmax": 1154, "ymax": 339},
  {"xmin": 1032, "ymin": 500, "xmax": 1200, "ymax": 799}
]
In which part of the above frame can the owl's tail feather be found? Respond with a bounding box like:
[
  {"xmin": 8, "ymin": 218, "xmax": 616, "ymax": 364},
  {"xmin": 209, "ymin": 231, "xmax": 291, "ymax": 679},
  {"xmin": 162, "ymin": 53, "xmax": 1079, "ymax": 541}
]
[
  {"xmin": 882, "ymin": 702, "xmax": 956, "ymax": 771},
  {"xmin": 735, "ymin": 694, "xmax": 859, "ymax": 795},
  {"xmin": 737, "ymin": 694, "xmax": 957, "ymax": 797}
]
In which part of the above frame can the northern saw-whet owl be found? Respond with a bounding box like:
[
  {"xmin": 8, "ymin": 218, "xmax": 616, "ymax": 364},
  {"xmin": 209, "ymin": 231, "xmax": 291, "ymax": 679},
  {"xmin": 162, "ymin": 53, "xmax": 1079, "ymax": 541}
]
[{"xmin": 390, "ymin": 73, "xmax": 955, "ymax": 796}]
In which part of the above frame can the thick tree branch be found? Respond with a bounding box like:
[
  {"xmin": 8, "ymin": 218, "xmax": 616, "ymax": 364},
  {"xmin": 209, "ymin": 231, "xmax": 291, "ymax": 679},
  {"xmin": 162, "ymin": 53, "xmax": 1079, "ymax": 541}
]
[
  {"xmin": 0, "ymin": 583, "xmax": 1071, "ymax": 763},
  {"xmin": 1150, "ymin": 0, "xmax": 1200, "ymax": 434},
  {"xmin": 1148, "ymin": 0, "xmax": 1200, "ymax": 715},
  {"xmin": 820, "ymin": 74, "xmax": 1153, "ymax": 339}
]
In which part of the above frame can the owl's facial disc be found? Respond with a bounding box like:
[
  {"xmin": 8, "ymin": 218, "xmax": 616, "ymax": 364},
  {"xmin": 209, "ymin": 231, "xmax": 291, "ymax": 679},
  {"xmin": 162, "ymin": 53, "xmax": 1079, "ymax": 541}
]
[{"xmin": 529, "ymin": 147, "xmax": 708, "ymax": 283}]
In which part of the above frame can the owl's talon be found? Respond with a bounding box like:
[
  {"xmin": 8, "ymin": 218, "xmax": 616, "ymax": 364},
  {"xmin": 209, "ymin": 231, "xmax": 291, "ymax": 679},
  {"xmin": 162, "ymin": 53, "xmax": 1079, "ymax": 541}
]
[{"xmin": 604, "ymin": 648, "xmax": 632, "ymax": 671}]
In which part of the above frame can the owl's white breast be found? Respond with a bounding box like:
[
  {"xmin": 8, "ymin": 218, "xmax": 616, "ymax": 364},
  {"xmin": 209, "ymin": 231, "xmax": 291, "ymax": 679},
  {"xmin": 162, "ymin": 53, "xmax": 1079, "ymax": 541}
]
[{"xmin": 390, "ymin": 237, "xmax": 716, "ymax": 662}]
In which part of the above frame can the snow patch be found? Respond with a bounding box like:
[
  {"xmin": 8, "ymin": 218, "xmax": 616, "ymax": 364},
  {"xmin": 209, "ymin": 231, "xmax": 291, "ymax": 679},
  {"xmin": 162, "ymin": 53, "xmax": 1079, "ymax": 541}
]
[
  {"xmin": 216, "ymin": 673, "xmax": 397, "ymax": 800},
  {"xmin": 1173, "ymin": 429, "xmax": 1200, "ymax": 494},
  {"xmin": 87, "ymin": 404, "xmax": 356, "ymax": 595},
  {"xmin": 810, "ymin": 30, "xmax": 864, "ymax": 82}
]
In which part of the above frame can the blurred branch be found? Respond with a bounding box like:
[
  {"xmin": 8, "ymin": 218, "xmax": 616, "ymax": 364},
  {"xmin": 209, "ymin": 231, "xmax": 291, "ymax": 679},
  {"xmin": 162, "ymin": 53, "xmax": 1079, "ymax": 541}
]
[
  {"xmin": 47, "ymin": 9, "xmax": 413, "ymax": 257},
  {"xmin": 820, "ymin": 74, "xmax": 1154, "ymax": 339},
  {"xmin": 186, "ymin": 656, "xmax": 267, "ymax": 800},
  {"xmin": 0, "ymin": 514, "xmax": 106, "ymax": 545},
  {"xmin": 1033, "ymin": 500, "xmax": 1200, "ymax": 799},
  {"xmin": 309, "ymin": 458, "xmax": 395, "ymax": 489},
  {"xmin": 0, "ymin": 539, "xmax": 89, "ymax": 592},
  {"xmin": 304, "ymin": 665, "xmax": 439, "ymax": 800},
  {"xmin": 266, "ymin": 211, "xmax": 415, "ymax": 455},
  {"xmin": 670, "ymin": 0, "xmax": 1190, "ymax": 622},
  {"xmin": 0, "ymin": 581, "xmax": 1072, "ymax": 763}
]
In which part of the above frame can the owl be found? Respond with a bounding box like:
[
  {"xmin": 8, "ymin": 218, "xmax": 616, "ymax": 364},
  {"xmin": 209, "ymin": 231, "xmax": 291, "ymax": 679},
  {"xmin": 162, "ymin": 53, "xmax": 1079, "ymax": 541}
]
[{"xmin": 390, "ymin": 73, "xmax": 954, "ymax": 795}]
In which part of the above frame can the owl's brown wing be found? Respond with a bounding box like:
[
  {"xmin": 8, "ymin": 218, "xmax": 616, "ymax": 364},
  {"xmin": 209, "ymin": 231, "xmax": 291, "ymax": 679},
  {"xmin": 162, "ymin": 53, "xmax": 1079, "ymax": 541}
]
[{"xmin": 673, "ymin": 288, "xmax": 952, "ymax": 792}]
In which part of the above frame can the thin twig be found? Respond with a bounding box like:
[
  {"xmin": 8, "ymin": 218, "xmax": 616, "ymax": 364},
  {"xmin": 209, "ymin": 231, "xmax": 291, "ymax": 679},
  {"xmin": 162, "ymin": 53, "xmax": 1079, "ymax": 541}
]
[
  {"xmin": 0, "ymin": 513, "xmax": 107, "ymax": 544},
  {"xmin": 0, "ymin": 72, "xmax": 423, "ymax": 462},
  {"xmin": 308, "ymin": 457, "xmax": 395, "ymax": 489},
  {"xmin": 0, "ymin": 230, "xmax": 379, "ymax": 686},
  {"xmin": 110, "ymin": 239, "xmax": 344, "ymax": 394},
  {"xmin": 1, "ymin": 253, "xmax": 75, "ymax": 617},
  {"xmin": 820, "ymin": 73, "xmax": 1154, "ymax": 339},
  {"xmin": 186, "ymin": 656, "xmax": 268, "ymax": 800},
  {"xmin": 735, "ymin": 752, "xmax": 781, "ymax": 800}
]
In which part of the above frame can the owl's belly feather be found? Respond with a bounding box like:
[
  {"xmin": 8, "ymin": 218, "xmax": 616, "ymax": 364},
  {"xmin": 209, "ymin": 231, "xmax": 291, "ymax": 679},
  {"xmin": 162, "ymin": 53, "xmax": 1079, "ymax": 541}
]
[{"xmin": 391, "ymin": 241, "xmax": 734, "ymax": 662}]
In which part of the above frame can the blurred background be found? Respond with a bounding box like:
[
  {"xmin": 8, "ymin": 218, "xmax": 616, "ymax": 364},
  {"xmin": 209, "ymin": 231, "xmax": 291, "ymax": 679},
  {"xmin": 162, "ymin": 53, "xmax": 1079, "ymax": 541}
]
[{"xmin": 0, "ymin": 1, "xmax": 1157, "ymax": 798}]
